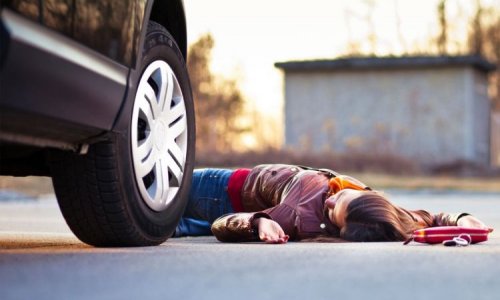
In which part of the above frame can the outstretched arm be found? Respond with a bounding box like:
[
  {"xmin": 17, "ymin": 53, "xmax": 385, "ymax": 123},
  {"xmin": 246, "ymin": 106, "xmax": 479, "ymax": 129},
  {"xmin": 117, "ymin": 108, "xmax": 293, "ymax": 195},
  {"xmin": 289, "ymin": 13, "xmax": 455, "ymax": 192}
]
[
  {"xmin": 211, "ymin": 212, "xmax": 290, "ymax": 243},
  {"xmin": 252, "ymin": 217, "xmax": 289, "ymax": 244},
  {"xmin": 433, "ymin": 213, "xmax": 493, "ymax": 232},
  {"xmin": 211, "ymin": 212, "xmax": 266, "ymax": 243},
  {"xmin": 456, "ymin": 215, "xmax": 493, "ymax": 232}
]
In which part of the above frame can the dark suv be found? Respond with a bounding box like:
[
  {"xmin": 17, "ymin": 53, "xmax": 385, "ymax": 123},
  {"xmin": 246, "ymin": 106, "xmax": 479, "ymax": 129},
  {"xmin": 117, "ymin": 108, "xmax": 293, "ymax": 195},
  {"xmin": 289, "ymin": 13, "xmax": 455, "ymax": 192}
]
[{"xmin": 0, "ymin": 0, "xmax": 195, "ymax": 247}]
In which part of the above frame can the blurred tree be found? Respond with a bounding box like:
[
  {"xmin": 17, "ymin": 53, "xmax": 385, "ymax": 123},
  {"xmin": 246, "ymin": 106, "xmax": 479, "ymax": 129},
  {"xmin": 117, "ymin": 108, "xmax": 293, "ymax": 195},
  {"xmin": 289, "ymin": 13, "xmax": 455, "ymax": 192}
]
[
  {"xmin": 469, "ymin": 0, "xmax": 484, "ymax": 56},
  {"xmin": 187, "ymin": 33, "xmax": 248, "ymax": 153},
  {"xmin": 467, "ymin": 2, "xmax": 500, "ymax": 111},
  {"xmin": 433, "ymin": 0, "xmax": 499, "ymax": 111},
  {"xmin": 436, "ymin": 0, "xmax": 447, "ymax": 54},
  {"xmin": 363, "ymin": 0, "xmax": 377, "ymax": 55}
]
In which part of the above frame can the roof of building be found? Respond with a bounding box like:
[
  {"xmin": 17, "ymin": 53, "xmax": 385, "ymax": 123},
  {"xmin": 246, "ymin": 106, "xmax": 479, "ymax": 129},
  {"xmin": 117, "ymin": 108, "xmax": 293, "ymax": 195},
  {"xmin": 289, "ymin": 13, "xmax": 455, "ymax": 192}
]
[{"xmin": 275, "ymin": 55, "xmax": 496, "ymax": 73}]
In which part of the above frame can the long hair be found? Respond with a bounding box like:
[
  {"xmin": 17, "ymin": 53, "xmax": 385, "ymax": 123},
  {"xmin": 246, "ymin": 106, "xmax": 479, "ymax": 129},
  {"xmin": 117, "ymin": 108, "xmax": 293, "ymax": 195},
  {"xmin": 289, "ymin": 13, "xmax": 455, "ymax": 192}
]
[{"xmin": 340, "ymin": 192, "xmax": 432, "ymax": 242}]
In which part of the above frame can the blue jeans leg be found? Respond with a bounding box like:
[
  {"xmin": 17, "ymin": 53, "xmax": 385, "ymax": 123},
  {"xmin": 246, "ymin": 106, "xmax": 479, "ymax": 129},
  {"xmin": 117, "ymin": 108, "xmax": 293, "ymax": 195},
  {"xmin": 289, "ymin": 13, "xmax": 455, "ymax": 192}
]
[
  {"xmin": 174, "ymin": 168, "xmax": 234, "ymax": 237},
  {"xmin": 175, "ymin": 218, "xmax": 213, "ymax": 236}
]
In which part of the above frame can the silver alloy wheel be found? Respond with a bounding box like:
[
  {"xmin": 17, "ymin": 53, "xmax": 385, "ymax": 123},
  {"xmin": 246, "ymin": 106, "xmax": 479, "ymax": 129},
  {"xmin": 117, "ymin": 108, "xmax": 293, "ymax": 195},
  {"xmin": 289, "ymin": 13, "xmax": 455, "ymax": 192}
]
[{"xmin": 131, "ymin": 60, "xmax": 188, "ymax": 212}]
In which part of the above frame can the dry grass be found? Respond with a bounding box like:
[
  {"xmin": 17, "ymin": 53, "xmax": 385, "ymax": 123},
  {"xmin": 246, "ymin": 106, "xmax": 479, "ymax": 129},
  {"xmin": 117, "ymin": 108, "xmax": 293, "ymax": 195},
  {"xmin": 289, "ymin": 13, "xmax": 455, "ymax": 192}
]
[
  {"xmin": 0, "ymin": 176, "xmax": 54, "ymax": 196},
  {"xmin": 1, "ymin": 149, "xmax": 499, "ymax": 197},
  {"xmin": 195, "ymin": 148, "xmax": 421, "ymax": 175},
  {"xmin": 196, "ymin": 149, "xmax": 500, "ymax": 192},
  {"xmin": 351, "ymin": 173, "xmax": 500, "ymax": 192},
  {"xmin": 1, "ymin": 173, "xmax": 499, "ymax": 197}
]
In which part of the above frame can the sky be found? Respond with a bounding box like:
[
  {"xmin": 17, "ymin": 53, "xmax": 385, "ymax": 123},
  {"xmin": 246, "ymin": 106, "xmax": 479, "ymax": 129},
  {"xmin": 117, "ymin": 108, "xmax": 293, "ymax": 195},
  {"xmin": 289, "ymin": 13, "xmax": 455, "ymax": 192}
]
[{"xmin": 183, "ymin": 0, "xmax": 498, "ymax": 146}]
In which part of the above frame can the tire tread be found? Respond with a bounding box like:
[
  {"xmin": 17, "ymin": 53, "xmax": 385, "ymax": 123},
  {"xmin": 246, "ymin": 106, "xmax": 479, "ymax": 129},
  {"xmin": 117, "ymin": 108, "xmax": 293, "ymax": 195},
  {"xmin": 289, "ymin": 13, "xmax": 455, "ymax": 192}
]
[{"xmin": 51, "ymin": 141, "xmax": 155, "ymax": 246}]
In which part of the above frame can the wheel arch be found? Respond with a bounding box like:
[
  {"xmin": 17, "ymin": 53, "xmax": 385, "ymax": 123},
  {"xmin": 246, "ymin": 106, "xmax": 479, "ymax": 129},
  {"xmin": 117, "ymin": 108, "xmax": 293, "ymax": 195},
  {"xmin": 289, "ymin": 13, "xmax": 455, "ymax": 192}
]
[
  {"xmin": 114, "ymin": 0, "xmax": 189, "ymax": 132},
  {"xmin": 148, "ymin": 0, "xmax": 188, "ymax": 60}
]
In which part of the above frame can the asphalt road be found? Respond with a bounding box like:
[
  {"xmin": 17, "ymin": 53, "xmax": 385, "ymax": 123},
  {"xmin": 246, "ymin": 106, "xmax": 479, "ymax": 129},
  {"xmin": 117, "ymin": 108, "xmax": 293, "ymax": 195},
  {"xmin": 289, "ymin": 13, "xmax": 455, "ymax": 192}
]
[{"xmin": 1, "ymin": 191, "xmax": 499, "ymax": 300}]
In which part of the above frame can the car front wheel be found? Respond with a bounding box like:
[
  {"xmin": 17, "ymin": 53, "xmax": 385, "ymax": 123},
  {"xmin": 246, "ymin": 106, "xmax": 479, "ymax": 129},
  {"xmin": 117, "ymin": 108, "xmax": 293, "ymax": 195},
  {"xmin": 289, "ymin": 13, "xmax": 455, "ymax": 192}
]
[{"xmin": 50, "ymin": 22, "xmax": 195, "ymax": 247}]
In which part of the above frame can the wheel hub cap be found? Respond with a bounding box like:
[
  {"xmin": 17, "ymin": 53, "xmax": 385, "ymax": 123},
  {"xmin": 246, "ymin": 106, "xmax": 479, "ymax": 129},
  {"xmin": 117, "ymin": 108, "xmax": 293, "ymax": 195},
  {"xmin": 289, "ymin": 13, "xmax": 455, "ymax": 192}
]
[
  {"xmin": 130, "ymin": 60, "xmax": 188, "ymax": 212},
  {"xmin": 154, "ymin": 120, "xmax": 167, "ymax": 151}
]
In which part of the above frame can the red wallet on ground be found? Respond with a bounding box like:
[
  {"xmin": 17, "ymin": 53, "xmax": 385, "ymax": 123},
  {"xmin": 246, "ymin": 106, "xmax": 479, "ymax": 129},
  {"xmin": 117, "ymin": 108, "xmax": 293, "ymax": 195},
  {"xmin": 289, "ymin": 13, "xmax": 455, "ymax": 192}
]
[{"xmin": 404, "ymin": 226, "xmax": 490, "ymax": 245}]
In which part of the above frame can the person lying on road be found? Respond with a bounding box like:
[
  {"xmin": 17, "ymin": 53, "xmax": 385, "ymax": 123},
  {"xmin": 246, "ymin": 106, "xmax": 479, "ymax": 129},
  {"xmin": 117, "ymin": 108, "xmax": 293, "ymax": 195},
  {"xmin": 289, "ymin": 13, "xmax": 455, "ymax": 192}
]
[{"xmin": 173, "ymin": 165, "xmax": 492, "ymax": 243}]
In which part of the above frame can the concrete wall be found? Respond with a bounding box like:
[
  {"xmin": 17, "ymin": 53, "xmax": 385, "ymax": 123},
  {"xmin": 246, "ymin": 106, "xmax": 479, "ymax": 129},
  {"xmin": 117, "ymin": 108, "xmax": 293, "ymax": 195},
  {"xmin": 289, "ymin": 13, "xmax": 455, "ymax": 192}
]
[
  {"xmin": 492, "ymin": 113, "xmax": 500, "ymax": 166},
  {"xmin": 284, "ymin": 66, "xmax": 491, "ymax": 166},
  {"xmin": 471, "ymin": 69, "xmax": 491, "ymax": 165}
]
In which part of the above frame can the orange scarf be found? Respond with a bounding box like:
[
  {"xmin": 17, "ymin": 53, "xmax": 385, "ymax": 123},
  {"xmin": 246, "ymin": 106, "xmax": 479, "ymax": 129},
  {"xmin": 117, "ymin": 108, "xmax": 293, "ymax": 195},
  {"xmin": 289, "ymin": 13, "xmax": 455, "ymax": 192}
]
[{"xmin": 328, "ymin": 175, "xmax": 370, "ymax": 196}]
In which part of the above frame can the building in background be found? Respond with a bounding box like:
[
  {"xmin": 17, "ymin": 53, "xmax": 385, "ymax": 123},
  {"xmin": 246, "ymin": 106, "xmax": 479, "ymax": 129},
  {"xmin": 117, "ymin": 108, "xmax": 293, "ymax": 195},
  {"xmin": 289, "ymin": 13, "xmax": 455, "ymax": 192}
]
[
  {"xmin": 276, "ymin": 56, "xmax": 497, "ymax": 168},
  {"xmin": 492, "ymin": 112, "xmax": 500, "ymax": 166}
]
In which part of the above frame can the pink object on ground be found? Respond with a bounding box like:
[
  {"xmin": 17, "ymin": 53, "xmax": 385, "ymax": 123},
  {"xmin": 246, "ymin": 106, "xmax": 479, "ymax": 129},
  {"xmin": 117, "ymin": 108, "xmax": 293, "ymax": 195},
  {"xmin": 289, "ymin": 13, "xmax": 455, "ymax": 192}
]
[{"xmin": 404, "ymin": 226, "xmax": 490, "ymax": 245}]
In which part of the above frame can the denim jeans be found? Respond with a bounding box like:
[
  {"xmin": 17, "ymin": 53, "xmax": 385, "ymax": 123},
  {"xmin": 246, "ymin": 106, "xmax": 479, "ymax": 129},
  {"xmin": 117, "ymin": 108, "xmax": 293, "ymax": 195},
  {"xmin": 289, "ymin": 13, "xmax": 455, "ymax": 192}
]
[{"xmin": 174, "ymin": 168, "xmax": 234, "ymax": 237}]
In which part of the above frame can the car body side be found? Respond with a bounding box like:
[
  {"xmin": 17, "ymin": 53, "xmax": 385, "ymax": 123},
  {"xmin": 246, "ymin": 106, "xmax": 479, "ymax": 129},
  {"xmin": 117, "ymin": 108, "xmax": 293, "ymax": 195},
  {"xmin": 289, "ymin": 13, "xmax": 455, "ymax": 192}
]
[{"xmin": 0, "ymin": 0, "xmax": 188, "ymax": 176}]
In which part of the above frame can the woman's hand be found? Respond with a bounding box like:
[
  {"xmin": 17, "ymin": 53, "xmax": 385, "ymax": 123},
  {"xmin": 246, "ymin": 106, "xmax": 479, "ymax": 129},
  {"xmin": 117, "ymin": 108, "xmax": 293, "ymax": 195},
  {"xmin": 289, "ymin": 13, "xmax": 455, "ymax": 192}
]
[
  {"xmin": 457, "ymin": 215, "xmax": 494, "ymax": 232},
  {"xmin": 254, "ymin": 218, "xmax": 289, "ymax": 244}
]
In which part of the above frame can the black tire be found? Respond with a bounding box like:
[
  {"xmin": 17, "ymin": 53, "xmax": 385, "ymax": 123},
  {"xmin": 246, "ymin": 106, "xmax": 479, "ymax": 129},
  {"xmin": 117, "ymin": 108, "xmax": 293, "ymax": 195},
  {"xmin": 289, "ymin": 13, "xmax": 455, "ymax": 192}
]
[{"xmin": 50, "ymin": 22, "xmax": 195, "ymax": 247}]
